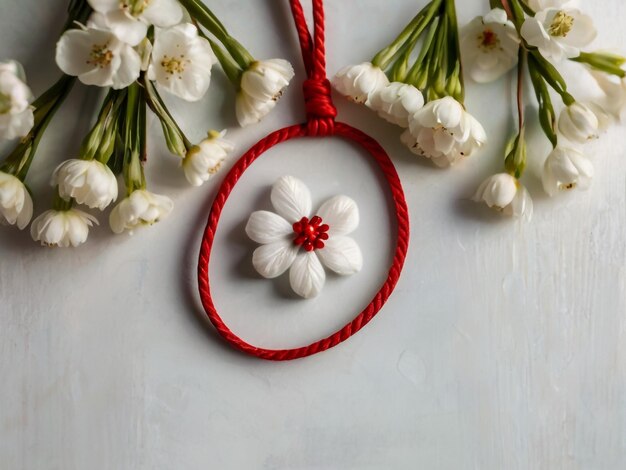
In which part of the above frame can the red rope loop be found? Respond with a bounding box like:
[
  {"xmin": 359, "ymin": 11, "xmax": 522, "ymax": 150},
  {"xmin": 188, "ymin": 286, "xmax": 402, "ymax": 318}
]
[{"xmin": 195, "ymin": 0, "xmax": 411, "ymax": 360}]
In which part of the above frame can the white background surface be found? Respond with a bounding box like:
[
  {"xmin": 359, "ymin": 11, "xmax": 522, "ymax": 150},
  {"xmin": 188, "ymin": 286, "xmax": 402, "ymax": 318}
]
[{"xmin": 1, "ymin": 0, "xmax": 625, "ymax": 468}]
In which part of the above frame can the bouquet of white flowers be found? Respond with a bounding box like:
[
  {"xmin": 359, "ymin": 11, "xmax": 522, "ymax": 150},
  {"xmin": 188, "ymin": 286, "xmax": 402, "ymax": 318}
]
[
  {"xmin": 1, "ymin": 0, "xmax": 624, "ymax": 249},
  {"xmin": 0, "ymin": 0, "xmax": 295, "ymax": 246},
  {"xmin": 332, "ymin": 0, "xmax": 625, "ymax": 221}
]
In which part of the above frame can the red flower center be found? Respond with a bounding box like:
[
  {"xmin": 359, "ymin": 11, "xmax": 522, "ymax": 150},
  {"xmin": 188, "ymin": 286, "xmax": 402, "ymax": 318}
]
[
  {"xmin": 293, "ymin": 216, "xmax": 330, "ymax": 252},
  {"xmin": 479, "ymin": 28, "xmax": 499, "ymax": 49}
]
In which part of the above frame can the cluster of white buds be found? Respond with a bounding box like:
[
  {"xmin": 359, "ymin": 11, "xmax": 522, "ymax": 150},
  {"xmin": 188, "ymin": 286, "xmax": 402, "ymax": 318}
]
[{"xmin": 332, "ymin": 1, "xmax": 487, "ymax": 172}]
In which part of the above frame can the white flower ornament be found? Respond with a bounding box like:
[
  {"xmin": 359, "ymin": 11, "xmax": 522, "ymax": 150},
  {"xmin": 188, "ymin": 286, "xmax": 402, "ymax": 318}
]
[{"xmin": 246, "ymin": 176, "xmax": 363, "ymax": 299}]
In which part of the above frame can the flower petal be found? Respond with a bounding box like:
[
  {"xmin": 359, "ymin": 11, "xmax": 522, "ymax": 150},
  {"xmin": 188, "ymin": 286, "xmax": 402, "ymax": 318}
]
[
  {"xmin": 142, "ymin": 0, "xmax": 184, "ymax": 27},
  {"xmin": 16, "ymin": 189, "xmax": 33, "ymax": 230},
  {"xmin": 270, "ymin": 176, "xmax": 312, "ymax": 223},
  {"xmin": 316, "ymin": 195, "xmax": 359, "ymax": 236},
  {"xmin": 112, "ymin": 45, "xmax": 141, "ymax": 89},
  {"xmin": 252, "ymin": 241, "xmax": 299, "ymax": 279},
  {"xmin": 289, "ymin": 251, "xmax": 325, "ymax": 299},
  {"xmin": 245, "ymin": 210, "xmax": 292, "ymax": 244},
  {"xmin": 316, "ymin": 236, "xmax": 363, "ymax": 275},
  {"xmin": 507, "ymin": 185, "xmax": 533, "ymax": 221}
]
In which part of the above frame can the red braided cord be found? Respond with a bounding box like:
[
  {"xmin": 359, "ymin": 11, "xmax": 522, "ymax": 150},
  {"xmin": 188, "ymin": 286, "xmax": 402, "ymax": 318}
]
[{"xmin": 196, "ymin": 0, "xmax": 410, "ymax": 360}]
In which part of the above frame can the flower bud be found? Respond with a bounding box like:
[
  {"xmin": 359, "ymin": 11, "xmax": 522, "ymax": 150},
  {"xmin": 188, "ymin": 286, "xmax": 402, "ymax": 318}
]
[{"xmin": 558, "ymin": 102, "xmax": 599, "ymax": 144}]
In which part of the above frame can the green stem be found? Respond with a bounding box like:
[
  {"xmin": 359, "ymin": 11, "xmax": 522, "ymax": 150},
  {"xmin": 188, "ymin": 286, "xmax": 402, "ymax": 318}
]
[
  {"xmin": 79, "ymin": 89, "xmax": 126, "ymax": 163},
  {"xmin": 179, "ymin": 0, "xmax": 254, "ymax": 70},
  {"xmin": 372, "ymin": 0, "xmax": 443, "ymax": 70},
  {"xmin": 518, "ymin": 0, "xmax": 536, "ymax": 16},
  {"xmin": 192, "ymin": 19, "xmax": 242, "ymax": 87},
  {"xmin": 142, "ymin": 76, "xmax": 192, "ymax": 157},
  {"xmin": 517, "ymin": 48, "xmax": 526, "ymax": 131},
  {"xmin": 444, "ymin": 0, "xmax": 464, "ymax": 103},
  {"xmin": 52, "ymin": 187, "xmax": 73, "ymax": 212},
  {"xmin": 390, "ymin": 34, "xmax": 420, "ymax": 82},
  {"xmin": 406, "ymin": 16, "xmax": 440, "ymax": 87},
  {"xmin": 529, "ymin": 51, "xmax": 575, "ymax": 106},
  {"xmin": 122, "ymin": 83, "xmax": 146, "ymax": 194},
  {"xmin": 528, "ymin": 57, "xmax": 558, "ymax": 148},
  {"xmin": 504, "ymin": 127, "xmax": 527, "ymax": 178},
  {"xmin": 427, "ymin": 10, "xmax": 448, "ymax": 100},
  {"xmin": 64, "ymin": 0, "xmax": 93, "ymax": 31},
  {"xmin": 1, "ymin": 76, "xmax": 76, "ymax": 180},
  {"xmin": 572, "ymin": 52, "xmax": 626, "ymax": 78},
  {"xmin": 208, "ymin": 37, "xmax": 243, "ymax": 87}
]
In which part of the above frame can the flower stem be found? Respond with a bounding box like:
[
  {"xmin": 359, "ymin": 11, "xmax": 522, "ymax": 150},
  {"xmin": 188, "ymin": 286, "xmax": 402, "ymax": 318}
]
[
  {"xmin": 529, "ymin": 51, "xmax": 575, "ymax": 105},
  {"xmin": 528, "ymin": 56, "xmax": 558, "ymax": 148},
  {"xmin": 52, "ymin": 187, "xmax": 73, "ymax": 212},
  {"xmin": 80, "ymin": 89, "xmax": 127, "ymax": 165},
  {"xmin": 517, "ymin": 48, "xmax": 526, "ymax": 131},
  {"xmin": 406, "ymin": 17, "xmax": 440, "ymax": 88},
  {"xmin": 208, "ymin": 37, "xmax": 243, "ymax": 87},
  {"xmin": 179, "ymin": 0, "xmax": 255, "ymax": 70},
  {"xmin": 572, "ymin": 52, "xmax": 626, "ymax": 78},
  {"xmin": 444, "ymin": 0, "xmax": 464, "ymax": 103},
  {"xmin": 372, "ymin": 0, "xmax": 443, "ymax": 70},
  {"xmin": 142, "ymin": 75, "xmax": 192, "ymax": 158},
  {"xmin": 64, "ymin": 0, "xmax": 93, "ymax": 31},
  {"xmin": 122, "ymin": 82, "xmax": 146, "ymax": 195},
  {"xmin": 0, "ymin": 75, "xmax": 76, "ymax": 181}
]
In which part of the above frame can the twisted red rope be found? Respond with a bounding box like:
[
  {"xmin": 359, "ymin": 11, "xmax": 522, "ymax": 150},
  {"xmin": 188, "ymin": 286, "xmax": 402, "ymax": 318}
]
[{"xmin": 196, "ymin": 0, "xmax": 410, "ymax": 360}]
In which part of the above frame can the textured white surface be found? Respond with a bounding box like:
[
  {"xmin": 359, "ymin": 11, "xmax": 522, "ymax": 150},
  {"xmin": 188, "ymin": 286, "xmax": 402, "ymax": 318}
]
[{"xmin": 1, "ymin": 0, "xmax": 625, "ymax": 468}]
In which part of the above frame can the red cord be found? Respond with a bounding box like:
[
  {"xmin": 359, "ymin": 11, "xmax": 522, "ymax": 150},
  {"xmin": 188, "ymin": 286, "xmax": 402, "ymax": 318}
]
[{"xmin": 196, "ymin": 0, "xmax": 410, "ymax": 361}]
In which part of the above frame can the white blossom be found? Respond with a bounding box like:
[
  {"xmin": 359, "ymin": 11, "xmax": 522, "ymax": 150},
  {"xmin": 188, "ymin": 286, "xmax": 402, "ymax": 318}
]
[
  {"xmin": 473, "ymin": 173, "xmax": 533, "ymax": 219},
  {"xmin": 591, "ymin": 70, "xmax": 626, "ymax": 119},
  {"xmin": 56, "ymin": 26, "xmax": 141, "ymax": 89},
  {"xmin": 558, "ymin": 102, "xmax": 599, "ymax": 143},
  {"xmin": 520, "ymin": 8, "xmax": 596, "ymax": 61},
  {"xmin": 147, "ymin": 24, "xmax": 217, "ymax": 102},
  {"xmin": 368, "ymin": 82, "xmax": 424, "ymax": 127},
  {"xmin": 246, "ymin": 176, "xmax": 362, "ymax": 299},
  {"xmin": 461, "ymin": 9, "xmax": 520, "ymax": 84},
  {"xmin": 183, "ymin": 131, "xmax": 234, "ymax": 187},
  {"xmin": 0, "ymin": 171, "xmax": 33, "ymax": 230},
  {"xmin": 542, "ymin": 146, "xmax": 593, "ymax": 196},
  {"xmin": 30, "ymin": 208, "xmax": 98, "ymax": 247},
  {"xmin": 109, "ymin": 189, "xmax": 173, "ymax": 234},
  {"xmin": 332, "ymin": 62, "xmax": 389, "ymax": 105},
  {"xmin": 52, "ymin": 159, "xmax": 118, "ymax": 210},
  {"xmin": 87, "ymin": 0, "xmax": 183, "ymax": 46},
  {"xmin": 0, "ymin": 61, "xmax": 34, "ymax": 140},
  {"xmin": 401, "ymin": 96, "xmax": 487, "ymax": 167},
  {"xmin": 236, "ymin": 59, "xmax": 295, "ymax": 127}
]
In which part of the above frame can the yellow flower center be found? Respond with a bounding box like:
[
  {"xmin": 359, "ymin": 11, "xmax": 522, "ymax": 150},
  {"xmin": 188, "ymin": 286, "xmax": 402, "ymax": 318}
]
[
  {"xmin": 87, "ymin": 44, "xmax": 114, "ymax": 69},
  {"xmin": 478, "ymin": 28, "xmax": 500, "ymax": 50},
  {"xmin": 120, "ymin": 0, "xmax": 151, "ymax": 16},
  {"xmin": 209, "ymin": 161, "xmax": 223, "ymax": 175},
  {"xmin": 548, "ymin": 11, "xmax": 574, "ymax": 38},
  {"xmin": 160, "ymin": 55, "xmax": 188, "ymax": 78}
]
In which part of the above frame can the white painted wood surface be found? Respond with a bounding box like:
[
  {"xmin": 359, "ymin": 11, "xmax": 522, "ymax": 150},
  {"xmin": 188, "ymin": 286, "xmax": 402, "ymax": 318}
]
[{"xmin": 1, "ymin": 0, "xmax": 625, "ymax": 468}]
